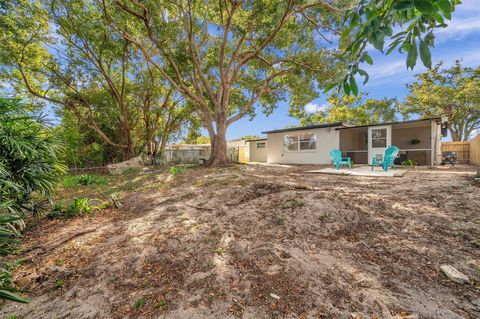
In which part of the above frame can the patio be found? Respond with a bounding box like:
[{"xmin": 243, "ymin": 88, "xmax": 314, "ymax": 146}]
[{"xmin": 306, "ymin": 165, "xmax": 407, "ymax": 177}]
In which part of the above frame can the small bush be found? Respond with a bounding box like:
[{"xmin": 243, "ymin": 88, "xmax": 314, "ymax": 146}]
[
  {"xmin": 55, "ymin": 280, "xmax": 64, "ymax": 289},
  {"xmin": 169, "ymin": 166, "xmax": 185, "ymax": 175},
  {"xmin": 47, "ymin": 198, "xmax": 109, "ymax": 219}
]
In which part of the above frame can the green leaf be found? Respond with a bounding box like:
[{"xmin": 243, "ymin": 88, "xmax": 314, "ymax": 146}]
[
  {"xmin": 357, "ymin": 69, "xmax": 370, "ymax": 85},
  {"xmin": 349, "ymin": 76, "xmax": 359, "ymax": 96},
  {"xmin": 343, "ymin": 82, "xmax": 351, "ymax": 95},
  {"xmin": 407, "ymin": 41, "xmax": 418, "ymax": 70},
  {"xmin": 0, "ymin": 290, "xmax": 30, "ymax": 303},
  {"xmin": 438, "ymin": 0, "xmax": 452, "ymax": 13},
  {"xmin": 394, "ymin": 0, "xmax": 414, "ymax": 11},
  {"xmin": 414, "ymin": 0, "xmax": 435, "ymax": 14},
  {"xmin": 419, "ymin": 39, "xmax": 432, "ymax": 68},
  {"xmin": 386, "ymin": 38, "xmax": 403, "ymax": 55},
  {"xmin": 434, "ymin": 13, "xmax": 445, "ymax": 24},
  {"xmin": 370, "ymin": 31, "xmax": 385, "ymax": 51},
  {"xmin": 323, "ymin": 83, "xmax": 338, "ymax": 94},
  {"xmin": 363, "ymin": 53, "xmax": 373, "ymax": 65}
]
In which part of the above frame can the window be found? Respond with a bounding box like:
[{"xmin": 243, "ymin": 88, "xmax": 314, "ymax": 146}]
[
  {"xmin": 256, "ymin": 142, "xmax": 266, "ymax": 149},
  {"xmin": 299, "ymin": 133, "xmax": 316, "ymax": 150},
  {"xmin": 371, "ymin": 128, "xmax": 387, "ymax": 148},
  {"xmin": 284, "ymin": 135, "xmax": 299, "ymax": 151},
  {"xmin": 283, "ymin": 133, "xmax": 316, "ymax": 151}
]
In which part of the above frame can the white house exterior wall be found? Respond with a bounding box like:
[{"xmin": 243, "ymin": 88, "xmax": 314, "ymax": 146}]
[
  {"xmin": 248, "ymin": 141, "xmax": 268, "ymax": 162},
  {"xmin": 266, "ymin": 126, "xmax": 340, "ymax": 164}
]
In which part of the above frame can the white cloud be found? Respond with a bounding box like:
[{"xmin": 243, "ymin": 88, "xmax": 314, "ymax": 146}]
[
  {"xmin": 436, "ymin": 17, "xmax": 480, "ymax": 42},
  {"xmin": 304, "ymin": 102, "xmax": 329, "ymax": 113}
]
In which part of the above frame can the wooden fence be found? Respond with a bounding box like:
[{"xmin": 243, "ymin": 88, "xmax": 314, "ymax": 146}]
[
  {"xmin": 441, "ymin": 141, "xmax": 470, "ymax": 163},
  {"xmin": 470, "ymin": 134, "xmax": 480, "ymax": 165}
]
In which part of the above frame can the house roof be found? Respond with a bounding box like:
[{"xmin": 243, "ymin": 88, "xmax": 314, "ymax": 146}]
[
  {"xmin": 335, "ymin": 117, "xmax": 442, "ymax": 130},
  {"xmin": 261, "ymin": 122, "xmax": 344, "ymax": 134},
  {"xmin": 245, "ymin": 138, "xmax": 268, "ymax": 142}
]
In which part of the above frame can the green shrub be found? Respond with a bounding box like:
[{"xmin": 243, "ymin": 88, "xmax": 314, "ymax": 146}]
[
  {"xmin": 0, "ymin": 97, "xmax": 65, "ymax": 303},
  {"xmin": 169, "ymin": 166, "xmax": 185, "ymax": 175},
  {"xmin": 47, "ymin": 198, "xmax": 109, "ymax": 219}
]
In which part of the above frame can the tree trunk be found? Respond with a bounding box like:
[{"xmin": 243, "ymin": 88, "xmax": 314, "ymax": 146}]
[
  {"xmin": 205, "ymin": 123, "xmax": 231, "ymax": 167},
  {"xmin": 448, "ymin": 126, "xmax": 461, "ymax": 141}
]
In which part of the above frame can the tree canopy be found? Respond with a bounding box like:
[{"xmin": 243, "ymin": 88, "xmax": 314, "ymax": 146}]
[
  {"xmin": 292, "ymin": 93, "xmax": 399, "ymax": 126},
  {"xmin": 403, "ymin": 61, "xmax": 480, "ymax": 141},
  {"xmin": 0, "ymin": 0, "xmax": 463, "ymax": 166}
]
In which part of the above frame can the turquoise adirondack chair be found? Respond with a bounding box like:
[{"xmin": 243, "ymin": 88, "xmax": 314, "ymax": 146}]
[
  {"xmin": 330, "ymin": 149, "xmax": 351, "ymax": 170},
  {"xmin": 371, "ymin": 146, "xmax": 400, "ymax": 172}
]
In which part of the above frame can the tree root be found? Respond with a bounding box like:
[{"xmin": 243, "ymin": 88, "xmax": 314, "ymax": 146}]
[{"xmin": 23, "ymin": 228, "xmax": 98, "ymax": 258}]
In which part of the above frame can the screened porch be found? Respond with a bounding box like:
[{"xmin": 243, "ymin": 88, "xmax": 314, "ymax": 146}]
[{"xmin": 338, "ymin": 120, "xmax": 439, "ymax": 166}]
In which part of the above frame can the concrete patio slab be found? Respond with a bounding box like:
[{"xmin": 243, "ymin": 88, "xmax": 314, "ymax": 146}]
[{"xmin": 306, "ymin": 165, "xmax": 407, "ymax": 177}]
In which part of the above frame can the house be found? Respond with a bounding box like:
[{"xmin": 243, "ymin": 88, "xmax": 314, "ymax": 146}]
[
  {"xmin": 249, "ymin": 118, "xmax": 444, "ymax": 166},
  {"xmin": 246, "ymin": 138, "xmax": 268, "ymax": 162}
]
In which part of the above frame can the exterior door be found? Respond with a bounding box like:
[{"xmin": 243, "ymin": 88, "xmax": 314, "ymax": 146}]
[{"xmin": 368, "ymin": 125, "xmax": 391, "ymax": 165}]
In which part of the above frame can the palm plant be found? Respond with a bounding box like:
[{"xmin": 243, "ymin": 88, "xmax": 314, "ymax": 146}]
[{"xmin": 0, "ymin": 97, "xmax": 66, "ymax": 303}]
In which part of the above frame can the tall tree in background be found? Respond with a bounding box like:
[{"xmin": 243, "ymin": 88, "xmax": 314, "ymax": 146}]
[
  {"xmin": 104, "ymin": 0, "xmax": 460, "ymax": 166},
  {"xmin": 0, "ymin": 0, "xmax": 188, "ymax": 161},
  {"xmin": 104, "ymin": 0, "xmax": 343, "ymax": 166},
  {"xmin": 404, "ymin": 61, "xmax": 480, "ymax": 141},
  {"xmin": 291, "ymin": 93, "xmax": 399, "ymax": 126}
]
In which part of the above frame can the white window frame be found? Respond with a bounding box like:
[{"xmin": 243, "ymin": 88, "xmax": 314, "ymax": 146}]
[{"xmin": 283, "ymin": 132, "xmax": 316, "ymax": 152}]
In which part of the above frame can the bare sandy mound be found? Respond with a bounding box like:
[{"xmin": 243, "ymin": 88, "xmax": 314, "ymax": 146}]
[{"xmin": 1, "ymin": 165, "xmax": 480, "ymax": 318}]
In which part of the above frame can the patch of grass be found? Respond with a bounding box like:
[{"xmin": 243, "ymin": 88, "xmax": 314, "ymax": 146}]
[
  {"xmin": 61, "ymin": 174, "xmax": 109, "ymax": 188},
  {"xmin": 133, "ymin": 297, "xmax": 149, "ymax": 309},
  {"xmin": 54, "ymin": 259, "xmax": 64, "ymax": 266},
  {"xmin": 156, "ymin": 298, "xmax": 169, "ymax": 311},
  {"xmin": 55, "ymin": 279, "xmax": 64, "ymax": 289},
  {"xmin": 273, "ymin": 215, "xmax": 287, "ymax": 225},
  {"xmin": 122, "ymin": 167, "xmax": 141, "ymax": 175},
  {"xmin": 280, "ymin": 198, "xmax": 305, "ymax": 209},
  {"xmin": 4, "ymin": 315, "xmax": 19, "ymax": 319}
]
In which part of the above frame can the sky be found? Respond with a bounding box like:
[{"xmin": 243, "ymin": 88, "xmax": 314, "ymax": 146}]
[{"xmin": 226, "ymin": 0, "xmax": 480, "ymax": 140}]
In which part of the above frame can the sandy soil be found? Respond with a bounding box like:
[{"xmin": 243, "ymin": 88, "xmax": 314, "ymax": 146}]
[{"xmin": 1, "ymin": 164, "xmax": 479, "ymax": 319}]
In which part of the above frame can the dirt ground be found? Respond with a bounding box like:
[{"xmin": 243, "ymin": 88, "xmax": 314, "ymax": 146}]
[{"xmin": 1, "ymin": 164, "xmax": 479, "ymax": 319}]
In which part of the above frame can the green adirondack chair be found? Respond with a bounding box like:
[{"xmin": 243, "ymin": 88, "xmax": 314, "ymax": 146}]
[
  {"xmin": 371, "ymin": 146, "xmax": 400, "ymax": 172},
  {"xmin": 330, "ymin": 149, "xmax": 351, "ymax": 170}
]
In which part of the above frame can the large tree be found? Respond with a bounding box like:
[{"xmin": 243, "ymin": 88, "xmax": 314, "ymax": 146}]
[
  {"xmin": 404, "ymin": 61, "xmax": 480, "ymax": 141},
  {"xmin": 0, "ymin": 0, "xmax": 188, "ymax": 160},
  {"xmin": 102, "ymin": 0, "xmax": 460, "ymax": 166},
  {"xmin": 291, "ymin": 93, "xmax": 399, "ymax": 126}
]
